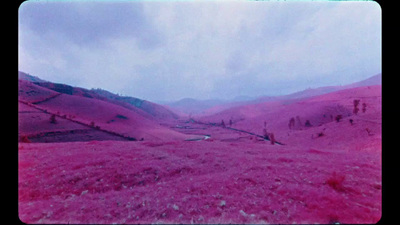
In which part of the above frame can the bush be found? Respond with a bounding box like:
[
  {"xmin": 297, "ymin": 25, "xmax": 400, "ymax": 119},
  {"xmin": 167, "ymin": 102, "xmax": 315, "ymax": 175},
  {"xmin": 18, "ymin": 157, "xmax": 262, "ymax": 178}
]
[
  {"xmin": 362, "ymin": 103, "xmax": 367, "ymax": 113},
  {"xmin": 353, "ymin": 99, "xmax": 360, "ymax": 115},
  {"xmin": 269, "ymin": 133, "xmax": 275, "ymax": 145},
  {"xmin": 326, "ymin": 172, "xmax": 345, "ymax": 191},
  {"xmin": 288, "ymin": 117, "xmax": 295, "ymax": 129},
  {"xmin": 49, "ymin": 114, "xmax": 57, "ymax": 124},
  {"xmin": 21, "ymin": 135, "xmax": 31, "ymax": 143}
]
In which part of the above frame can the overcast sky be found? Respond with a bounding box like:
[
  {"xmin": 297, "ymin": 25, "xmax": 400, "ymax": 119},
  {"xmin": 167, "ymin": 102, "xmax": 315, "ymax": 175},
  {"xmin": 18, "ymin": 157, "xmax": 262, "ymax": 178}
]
[{"xmin": 19, "ymin": 0, "xmax": 381, "ymax": 103}]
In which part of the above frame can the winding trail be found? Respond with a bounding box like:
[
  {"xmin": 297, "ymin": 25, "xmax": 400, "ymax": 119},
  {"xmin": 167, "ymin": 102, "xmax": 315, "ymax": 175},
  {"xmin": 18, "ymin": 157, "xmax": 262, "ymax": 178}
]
[
  {"xmin": 31, "ymin": 93, "xmax": 62, "ymax": 104},
  {"xmin": 184, "ymin": 119, "xmax": 285, "ymax": 145}
]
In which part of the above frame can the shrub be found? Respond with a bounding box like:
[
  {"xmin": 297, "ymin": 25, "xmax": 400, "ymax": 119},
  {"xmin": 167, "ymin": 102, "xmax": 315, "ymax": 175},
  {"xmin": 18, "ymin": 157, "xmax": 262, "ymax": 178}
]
[
  {"xmin": 335, "ymin": 115, "xmax": 342, "ymax": 122},
  {"xmin": 362, "ymin": 102, "xmax": 367, "ymax": 113},
  {"xmin": 326, "ymin": 172, "xmax": 345, "ymax": 191},
  {"xmin": 269, "ymin": 133, "xmax": 275, "ymax": 145},
  {"xmin": 353, "ymin": 99, "xmax": 360, "ymax": 115},
  {"xmin": 49, "ymin": 114, "xmax": 57, "ymax": 124},
  {"xmin": 288, "ymin": 117, "xmax": 295, "ymax": 129},
  {"xmin": 21, "ymin": 135, "xmax": 31, "ymax": 143}
]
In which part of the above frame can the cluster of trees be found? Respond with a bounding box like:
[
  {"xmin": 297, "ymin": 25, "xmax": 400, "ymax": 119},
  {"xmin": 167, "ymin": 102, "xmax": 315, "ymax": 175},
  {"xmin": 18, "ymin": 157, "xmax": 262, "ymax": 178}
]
[
  {"xmin": 353, "ymin": 99, "xmax": 367, "ymax": 115},
  {"xmin": 220, "ymin": 119, "xmax": 233, "ymax": 127},
  {"xmin": 288, "ymin": 116, "xmax": 308, "ymax": 129}
]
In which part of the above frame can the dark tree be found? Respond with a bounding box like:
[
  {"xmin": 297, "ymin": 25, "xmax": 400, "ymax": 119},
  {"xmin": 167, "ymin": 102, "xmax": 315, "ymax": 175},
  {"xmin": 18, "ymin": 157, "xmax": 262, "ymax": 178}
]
[
  {"xmin": 49, "ymin": 114, "xmax": 57, "ymax": 124},
  {"xmin": 353, "ymin": 99, "xmax": 360, "ymax": 115},
  {"xmin": 270, "ymin": 133, "xmax": 275, "ymax": 145},
  {"xmin": 21, "ymin": 135, "xmax": 31, "ymax": 143},
  {"xmin": 288, "ymin": 117, "xmax": 295, "ymax": 129},
  {"xmin": 362, "ymin": 103, "xmax": 367, "ymax": 113}
]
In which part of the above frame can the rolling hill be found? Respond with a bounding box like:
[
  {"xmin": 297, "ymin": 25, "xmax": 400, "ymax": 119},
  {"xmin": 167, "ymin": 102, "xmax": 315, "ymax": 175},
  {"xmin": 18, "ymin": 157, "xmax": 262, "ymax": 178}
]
[
  {"xmin": 197, "ymin": 84, "xmax": 381, "ymax": 152},
  {"xmin": 18, "ymin": 72, "xmax": 195, "ymax": 142},
  {"xmin": 166, "ymin": 73, "xmax": 382, "ymax": 117}
]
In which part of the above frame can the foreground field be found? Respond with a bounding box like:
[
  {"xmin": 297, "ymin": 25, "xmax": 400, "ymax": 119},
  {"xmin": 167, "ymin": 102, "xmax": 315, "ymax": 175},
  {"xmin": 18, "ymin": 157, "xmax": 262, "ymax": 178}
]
[{"xmin": 18, "ymin": 140, "xmax": 381, "ymax": 224}]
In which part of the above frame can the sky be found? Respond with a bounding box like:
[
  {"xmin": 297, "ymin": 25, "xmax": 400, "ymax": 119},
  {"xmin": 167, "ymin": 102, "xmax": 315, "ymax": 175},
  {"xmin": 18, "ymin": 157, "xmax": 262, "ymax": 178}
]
[{"xmin": 18, "ymin": 0, "xmax": 381, "ymax": 103}]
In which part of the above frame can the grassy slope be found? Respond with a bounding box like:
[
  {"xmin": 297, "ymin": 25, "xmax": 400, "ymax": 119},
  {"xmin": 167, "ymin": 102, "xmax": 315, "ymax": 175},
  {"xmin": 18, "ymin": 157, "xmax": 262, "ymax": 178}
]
[
  {"xmin": 19, "ymin": 80, "xmax": 194, "ymax": 142},
  {"xmin": 18, "ymin": 140, "xmax": 381, "ymax": 224}
]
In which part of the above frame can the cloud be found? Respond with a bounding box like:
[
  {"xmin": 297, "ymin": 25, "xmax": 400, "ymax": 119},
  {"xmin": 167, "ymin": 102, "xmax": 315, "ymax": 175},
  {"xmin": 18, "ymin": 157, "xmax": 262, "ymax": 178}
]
[
  {"xmin": 19, "ymin": 1, "xmax": 162, "ymax": 49},
  {"xmin": 18, "ymin": 1, "xmax": 381, "ymax": 102}
]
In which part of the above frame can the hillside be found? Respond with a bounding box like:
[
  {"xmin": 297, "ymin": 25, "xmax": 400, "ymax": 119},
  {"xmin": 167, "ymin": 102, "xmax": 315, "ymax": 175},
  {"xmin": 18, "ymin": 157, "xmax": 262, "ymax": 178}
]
[
  {"xmin": 18, "ymin": 71, "xmax": 180, "ymax": 122},
  {"xmin": 18, "ymin": 79, "xmax": 195, "ymax": 142},
  {"xmin": 91, "ymin": 88, "xmax": 179, "ymax": 121},
  {"xmin": 197, "ymin": 85, "xmax": 381, "ymax": 152},
  {"xmin": 167, "ymin": 73, "xmax": 382, "ymax": 117}
]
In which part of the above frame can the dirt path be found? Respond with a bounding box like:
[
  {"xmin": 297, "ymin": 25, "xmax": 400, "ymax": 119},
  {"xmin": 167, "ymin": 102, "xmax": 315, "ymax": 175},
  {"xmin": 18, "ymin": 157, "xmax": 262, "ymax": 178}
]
[
  {"xmin": 182, "ymin": 119, "xmax": 284, "ymax": 145},
  {"xmin": 31, "ymin": 93, "xmax": 63, "ymax": 104}
]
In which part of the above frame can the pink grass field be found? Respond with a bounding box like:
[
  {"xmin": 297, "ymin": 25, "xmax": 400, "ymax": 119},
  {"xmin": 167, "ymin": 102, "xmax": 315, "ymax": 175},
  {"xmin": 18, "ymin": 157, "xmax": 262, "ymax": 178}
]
[
  {"xmin": 18, "ymin": 80, "xmax": 382, "ymax": 224},
  {"xmin": 18, "ymin": 140, "xmax": 381, "ymax": 224}
]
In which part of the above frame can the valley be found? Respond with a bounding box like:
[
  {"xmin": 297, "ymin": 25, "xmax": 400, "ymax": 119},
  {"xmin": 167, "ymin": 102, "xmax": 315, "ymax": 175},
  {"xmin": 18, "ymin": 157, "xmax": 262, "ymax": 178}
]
[{"xmin": 18, "ymin": 72, "xmax": 382, "ymax": 224}]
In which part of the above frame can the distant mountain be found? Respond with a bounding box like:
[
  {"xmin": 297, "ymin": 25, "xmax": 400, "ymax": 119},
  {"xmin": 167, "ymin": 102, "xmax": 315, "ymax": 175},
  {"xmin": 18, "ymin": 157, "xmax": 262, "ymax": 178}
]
[
  {"xmin": 270, "ymin": 73, "xmax": 381, "ymax": 102},
  {"xmin": 164, "ymin": 98, "xmax": 228, "ymax": 115},
  {"xmin": 165, "ymin": 73, "xmax": 382, "ymax": 116},
  {"xmin": 344, "ymin": 73, "xmax": 381, "ymax": 88}
]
